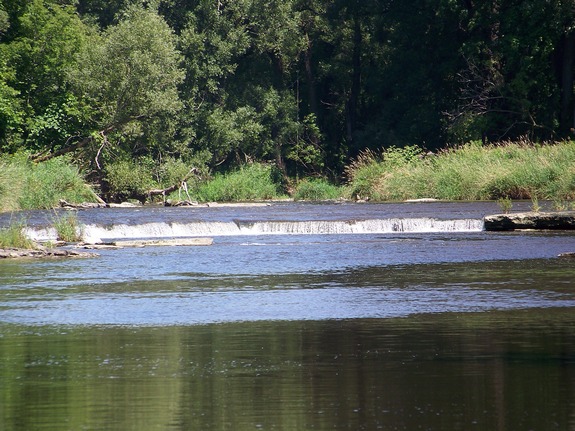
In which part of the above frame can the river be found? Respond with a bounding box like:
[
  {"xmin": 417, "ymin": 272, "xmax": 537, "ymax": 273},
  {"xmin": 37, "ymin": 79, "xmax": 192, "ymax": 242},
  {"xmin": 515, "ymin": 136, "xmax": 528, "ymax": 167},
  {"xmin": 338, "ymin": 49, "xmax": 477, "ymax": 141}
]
[{"xmin": 0, "ymin": 201, "xmax": 574, "ymax": 430}]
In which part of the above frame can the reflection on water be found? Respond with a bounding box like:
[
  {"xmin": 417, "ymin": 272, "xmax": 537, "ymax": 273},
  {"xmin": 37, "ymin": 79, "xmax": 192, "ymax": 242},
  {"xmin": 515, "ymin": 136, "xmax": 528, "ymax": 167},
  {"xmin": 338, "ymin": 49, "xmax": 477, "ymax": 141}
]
[
  {"xmin": 1, "ymin": 203, "xmax": 575, "ymax": 430},
  {"xmin": 1, "ymin": 311, "xmax": 574, "ymax": 431},
  {"xmin": 1, "ymin": 260, "xmax": 575, "ymax": 326}
]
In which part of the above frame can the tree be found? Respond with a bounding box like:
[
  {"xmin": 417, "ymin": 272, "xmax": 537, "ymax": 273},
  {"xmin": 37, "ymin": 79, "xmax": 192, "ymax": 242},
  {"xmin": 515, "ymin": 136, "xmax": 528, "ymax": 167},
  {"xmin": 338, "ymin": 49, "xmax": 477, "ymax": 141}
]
[
  {"xmin": 63, "ymin": 4, "xmax": 184, "ymax": 170},
  {"xmin": 0, "ymin": 0, "xmax": 89, "ymax": 152},
  {"xmin": 447, "ymin": 0, "xmax": 567, "ymax": 143}
]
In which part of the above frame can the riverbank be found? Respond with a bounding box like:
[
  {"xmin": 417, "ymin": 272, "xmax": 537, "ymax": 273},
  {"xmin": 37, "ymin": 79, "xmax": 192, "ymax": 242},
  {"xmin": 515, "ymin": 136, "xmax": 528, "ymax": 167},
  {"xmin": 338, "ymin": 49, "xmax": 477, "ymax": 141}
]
[
  {"xmin": 1, "ymin": 140, "xmax": 575, "ymax": 212},
  {"xmin": 345, "ymin": 139, "xmax": 575, "ymax": 203}
]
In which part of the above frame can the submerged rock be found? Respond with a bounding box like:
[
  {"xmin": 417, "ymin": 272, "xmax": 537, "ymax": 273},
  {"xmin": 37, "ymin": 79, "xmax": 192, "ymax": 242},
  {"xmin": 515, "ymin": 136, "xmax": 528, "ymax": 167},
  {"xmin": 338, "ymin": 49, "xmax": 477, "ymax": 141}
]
[{"xmin": 484, "ymin": 211, "xmax": 575, "ymax": 231}]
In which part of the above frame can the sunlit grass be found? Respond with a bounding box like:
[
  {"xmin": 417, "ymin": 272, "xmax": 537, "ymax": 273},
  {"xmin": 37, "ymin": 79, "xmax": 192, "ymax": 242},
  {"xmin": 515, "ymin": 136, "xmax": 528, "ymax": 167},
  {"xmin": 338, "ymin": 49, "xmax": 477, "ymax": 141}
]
[
  {"xmin": 0, "ymin": 153, "xmax": 99, "ymax": 212},
  {"xmin": 345, "ymin": 139, "xmax": 575, "ymax": 202},
  {"xmin": 0, "ymin": 220, "xmax": 36, "ymax": 249},
  {"xmin": 52, "ymin": 211, "xmax": 84, "ymax": 242},
  {"xmin": 189, "ymin": 163, "xmax": 286, "ymax": 202}
]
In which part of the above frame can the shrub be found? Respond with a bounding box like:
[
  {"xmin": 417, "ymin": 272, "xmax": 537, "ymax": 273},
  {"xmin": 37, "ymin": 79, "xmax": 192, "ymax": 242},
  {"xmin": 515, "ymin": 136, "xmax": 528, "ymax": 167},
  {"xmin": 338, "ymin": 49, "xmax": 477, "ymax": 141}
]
[
  {"xmin": 191, "ymin": 163, "xmax": 284, "ymax": 202},
  {"xmin": 104, "ymin": 158, "xmax": 155, "ymax": 202},
  {"xmin": 293, "ymin": 178, "xmax": 341, "ymax": 201}
]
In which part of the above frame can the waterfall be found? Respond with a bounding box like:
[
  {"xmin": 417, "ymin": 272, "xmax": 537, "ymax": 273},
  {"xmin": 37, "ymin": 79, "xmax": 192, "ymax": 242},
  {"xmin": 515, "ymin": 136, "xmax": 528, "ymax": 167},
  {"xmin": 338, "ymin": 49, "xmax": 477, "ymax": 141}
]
[
  {"xmin": 75, "ymin": 218, "xmax": 483, "ymax": 243},
  {"xmin": 24, "ymin": 218, "xmax": 484, "ymax": 243}
]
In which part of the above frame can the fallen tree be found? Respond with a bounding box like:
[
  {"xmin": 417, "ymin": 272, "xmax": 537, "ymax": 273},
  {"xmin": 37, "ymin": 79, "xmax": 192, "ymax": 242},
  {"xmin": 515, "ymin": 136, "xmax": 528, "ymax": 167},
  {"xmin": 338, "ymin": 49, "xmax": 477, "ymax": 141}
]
[{"xmin": 146, "ymin": 167, "xmax": 200, "ymax": 204}]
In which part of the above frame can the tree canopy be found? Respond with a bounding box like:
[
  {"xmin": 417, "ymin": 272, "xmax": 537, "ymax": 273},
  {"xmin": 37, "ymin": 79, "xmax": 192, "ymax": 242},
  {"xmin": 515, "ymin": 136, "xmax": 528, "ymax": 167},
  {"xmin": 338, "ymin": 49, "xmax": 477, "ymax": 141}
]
[{"xmin": 1, "ymin": 0, "xmax": 574, "ymax": 191}]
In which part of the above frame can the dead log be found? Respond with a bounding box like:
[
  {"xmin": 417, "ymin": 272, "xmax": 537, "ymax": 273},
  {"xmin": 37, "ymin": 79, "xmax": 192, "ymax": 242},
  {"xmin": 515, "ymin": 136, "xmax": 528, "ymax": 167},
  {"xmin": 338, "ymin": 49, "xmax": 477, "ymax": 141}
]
[
  {"xmin": 59, "ymin": 199, "xmax": 108, "ymax": 209},
  {"xmin": 147, "ymin": 167, "xmax": 200, "ymax": 203}
]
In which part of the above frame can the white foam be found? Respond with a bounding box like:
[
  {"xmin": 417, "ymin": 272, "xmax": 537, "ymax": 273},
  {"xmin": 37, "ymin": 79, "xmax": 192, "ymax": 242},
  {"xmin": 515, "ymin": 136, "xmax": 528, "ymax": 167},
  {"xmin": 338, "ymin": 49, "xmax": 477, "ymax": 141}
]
[{"xmin": 23, "ymin": 218, "xmax": 484, "ymax": 243}]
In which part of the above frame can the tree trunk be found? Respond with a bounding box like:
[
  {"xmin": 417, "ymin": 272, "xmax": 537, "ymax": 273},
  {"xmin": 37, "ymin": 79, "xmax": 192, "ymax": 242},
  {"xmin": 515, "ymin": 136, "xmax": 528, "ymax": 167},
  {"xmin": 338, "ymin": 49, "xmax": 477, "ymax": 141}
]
[
  {"xmin": 346, "ymin": 14, "xmax": 362, "ymax": 145},
  {"xmin": 304, "ymin": 36, "xmax": 319, "ymax": 119},
  {"xmin": 560, "ymin": 31, "xmax": 575, "ymax": 133}
]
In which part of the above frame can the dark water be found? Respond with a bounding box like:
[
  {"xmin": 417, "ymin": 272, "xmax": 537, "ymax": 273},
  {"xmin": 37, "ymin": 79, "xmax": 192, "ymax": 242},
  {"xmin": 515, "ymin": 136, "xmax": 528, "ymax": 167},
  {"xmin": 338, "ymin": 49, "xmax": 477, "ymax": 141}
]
[{"xmin": 1, "ymin": 202, "xmax": 574, "ymax": 430}]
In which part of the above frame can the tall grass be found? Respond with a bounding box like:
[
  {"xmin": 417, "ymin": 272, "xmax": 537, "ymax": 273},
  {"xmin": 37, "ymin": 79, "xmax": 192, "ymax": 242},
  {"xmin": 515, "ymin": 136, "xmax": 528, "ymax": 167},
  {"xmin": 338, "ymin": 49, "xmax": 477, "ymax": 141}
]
[
  {"xmin": 188, "ymin": 163, "xmax": 286, "ymax": 202},
  {"xmin": 0, "ymin": 154, "xmax": 98, "ymax": 212},
  {"xmin": 52, "ymin": 211, "xmax": 84, "ymax": 242},
  {"xmin": 293, "ymin": 178, "xmax": 341, "ymax": 201},
  {"xmin": 345, "ymin": 140, "xmax": 575, "ymax": 201},
  {"xmin": 0, "ymin": 220, "xmax": 36, "ymax": 249}
]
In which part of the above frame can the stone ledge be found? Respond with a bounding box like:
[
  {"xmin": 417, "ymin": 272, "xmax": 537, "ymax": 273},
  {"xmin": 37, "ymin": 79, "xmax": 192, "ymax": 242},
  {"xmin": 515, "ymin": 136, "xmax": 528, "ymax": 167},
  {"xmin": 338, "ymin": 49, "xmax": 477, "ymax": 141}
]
[
  {"xmin": 484, "ymin": 211, "xmax": 575, "ymax": 231},
  {"xmin": 0, "ymin": 248, "xmax": 98, "ymax": 259},
  {"xmin": 81, "ymin": 238, "xmax": 214, "ymax": 248}
]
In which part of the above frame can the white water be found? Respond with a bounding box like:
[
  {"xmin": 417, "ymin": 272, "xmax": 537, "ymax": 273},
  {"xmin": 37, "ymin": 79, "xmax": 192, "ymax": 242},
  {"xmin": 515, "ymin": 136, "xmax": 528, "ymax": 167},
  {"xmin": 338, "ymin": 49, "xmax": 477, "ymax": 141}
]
[{"xmin": 25, "ymin": 218, "xmax": 484, "ymax": 243}]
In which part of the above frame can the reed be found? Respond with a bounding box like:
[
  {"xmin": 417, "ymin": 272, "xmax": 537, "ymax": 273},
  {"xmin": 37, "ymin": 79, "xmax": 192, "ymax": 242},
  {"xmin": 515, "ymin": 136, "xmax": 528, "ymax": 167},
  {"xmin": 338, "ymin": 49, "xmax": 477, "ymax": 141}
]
[
  {"xmin": 0, "ymin": 154, "xmax": 98, "ymax": 212},
  {"xmin": 0, "ymin": 220, "xmax": 36, "ymax": 249},
  {"xmin": 190, "ymin": 163, "xmax": 286, "ymax": 202},
  {"xmin": 293, "ymin": 178, "xmax": 341, "ymax": 201},
  {"xmin": 345, "ymin": 140, "xmax": 575, "ymax": 202},
  {"xmin": 52, "ymin": 211, "xmax": 84, "ymax": 243}
]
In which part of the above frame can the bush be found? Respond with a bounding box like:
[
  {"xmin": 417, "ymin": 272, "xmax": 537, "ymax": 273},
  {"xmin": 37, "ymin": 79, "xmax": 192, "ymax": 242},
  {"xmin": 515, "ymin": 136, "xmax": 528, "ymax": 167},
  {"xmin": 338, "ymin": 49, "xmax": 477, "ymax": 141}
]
[
  {"xmin": 293, "ymin": 178, "xmax": 341, "ymax": 201},
  {"xmin": 191, "ymin": 163, "xmax": 285, "ymax": 202},
  {"xmin": 104, "ymin": 158, "xmax": 155, "ymax": 202}
]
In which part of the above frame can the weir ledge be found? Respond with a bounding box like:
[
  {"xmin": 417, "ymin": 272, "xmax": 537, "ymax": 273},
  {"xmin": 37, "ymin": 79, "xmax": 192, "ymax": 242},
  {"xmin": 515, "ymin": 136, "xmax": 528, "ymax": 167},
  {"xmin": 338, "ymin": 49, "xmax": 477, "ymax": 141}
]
[{"xmin": 483, "ymin": 211, "xmax": 575, "ymax": 231}]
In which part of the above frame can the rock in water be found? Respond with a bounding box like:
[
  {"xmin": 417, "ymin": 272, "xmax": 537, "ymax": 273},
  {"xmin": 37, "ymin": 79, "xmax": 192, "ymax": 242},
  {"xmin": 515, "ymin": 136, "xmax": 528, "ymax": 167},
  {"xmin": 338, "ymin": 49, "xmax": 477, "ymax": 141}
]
[{"xmin": 484, "ymin": 211, "xmax": 575, "ymax": 231}]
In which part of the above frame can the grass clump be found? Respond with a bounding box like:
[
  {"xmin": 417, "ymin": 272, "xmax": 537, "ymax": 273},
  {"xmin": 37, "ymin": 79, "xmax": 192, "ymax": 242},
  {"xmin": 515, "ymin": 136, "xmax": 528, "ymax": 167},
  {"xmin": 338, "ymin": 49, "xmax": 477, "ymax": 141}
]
[
  {"xmin": 52, "ymin": 212, "xmax": 83, "ymax": 242},
  {"xmin": 0, "ymin": 221, "xmax": 36, "ymax": 249},
  {"xmin": 345, "ymin": 139, "xmax": 575, "ymax": 202},
  {"xmin": 293, "ymin": 178, "xmax": 341, "ymax": 201},
  {"xmin": 0, "ymin": 154, "xmax": 99, "ymax": 212},
  {"xmin": 190, "ymin": 163, "xmax": 285, "ymax": 202}
]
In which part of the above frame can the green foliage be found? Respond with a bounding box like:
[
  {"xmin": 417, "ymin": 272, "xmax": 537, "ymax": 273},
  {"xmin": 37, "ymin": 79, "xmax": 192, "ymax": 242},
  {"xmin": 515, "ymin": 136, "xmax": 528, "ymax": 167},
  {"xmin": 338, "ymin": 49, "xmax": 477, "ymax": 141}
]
[
  {"xmin": 1, "ymin": 0, "xmax": 90, "ymax": 151},
  {"xmin": 0, "ymin": 154, "xmax": 26, "ymax": 211},
  {"xmin": 0, "ymin": 220, "xmax": 36, "ymax": 249},
  {"xmin": 20, "ymin": 158, "xmax": 97, "ymax": 210},
  {"xmin": 345, "ymin": 140, "xmax": 575, "ymax": 202},
  {"xmin": 1, "ymin": 0, "xmax": 575, "ymax": 195},
  {"xmin": 191, "ymin": 163, "xmax": 285, "ymax": 202},
  {"xmin": 51, "ymin": 211, "xmax": 83, "ymax": 242},
  {"xmin": 0, "ymin": 154, "xmax": 97, "ymax": 212},
  {"xmin": 293, "ymin": 178, "xmax": 341, "ymax": 201},
  {"xmin": 497, "ymin": 198, "xmax": 513, "ymax": 214},
  {"xmin": 345, "ymin": 146, "xmax": 423, "ymax": 200},
  {"xmin": 67, "ymin": 3, "xmax": 185, "ymax": 176},
  {"xmin": 103, "ymin": 158, "xmax": 155, "ymax": 202}
]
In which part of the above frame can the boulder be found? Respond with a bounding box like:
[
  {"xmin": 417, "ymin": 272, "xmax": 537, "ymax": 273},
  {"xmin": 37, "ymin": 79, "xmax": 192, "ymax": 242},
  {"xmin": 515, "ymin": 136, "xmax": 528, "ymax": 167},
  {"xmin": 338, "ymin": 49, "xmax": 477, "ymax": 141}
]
[{"xmin": 484, "ymin": 211, "xmax": 575, "ymax": 231}]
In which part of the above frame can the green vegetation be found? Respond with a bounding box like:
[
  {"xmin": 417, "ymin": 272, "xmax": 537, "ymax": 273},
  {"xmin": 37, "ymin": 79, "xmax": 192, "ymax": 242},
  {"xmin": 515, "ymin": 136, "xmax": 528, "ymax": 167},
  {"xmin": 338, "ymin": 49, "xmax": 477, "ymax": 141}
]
[
  {"xmin": 1, "ymin": 0, "xmax": 575, "ymax": 205},
  {"xmin": 187, "ymin": 163, "xmax": 285, "ymax": 202},
  {"xmin": 1, "ymin": 1, "xmax": 575, "ymax": 208},
  {"xmin": 293, "ymin": 179, "xmax": 341, "ymax": 201},
  {"xmin": 3, "ymin": 139, "xmax": 575, "ymax": 211},
  {"xmin": 0, "ymin": 154, "xmax": 98, "ymax": 212},
  {"xmin": 345, "ymin": 140, "xmax": 575, "ymax": 202},
  {"xmin": 0, "ymin": 220, "xmax": 35, "ymax": 249},
  {"xmin": 51, "ymin": 211, "xmax": 83, "ymax": 242}
]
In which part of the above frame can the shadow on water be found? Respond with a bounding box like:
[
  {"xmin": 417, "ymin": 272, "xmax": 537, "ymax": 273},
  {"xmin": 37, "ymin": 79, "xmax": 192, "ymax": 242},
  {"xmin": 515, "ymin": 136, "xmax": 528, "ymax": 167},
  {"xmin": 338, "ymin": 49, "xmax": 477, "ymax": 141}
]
[{"xmin": 0, "ymin": 311, "xmax": 574, "ymax": 431}]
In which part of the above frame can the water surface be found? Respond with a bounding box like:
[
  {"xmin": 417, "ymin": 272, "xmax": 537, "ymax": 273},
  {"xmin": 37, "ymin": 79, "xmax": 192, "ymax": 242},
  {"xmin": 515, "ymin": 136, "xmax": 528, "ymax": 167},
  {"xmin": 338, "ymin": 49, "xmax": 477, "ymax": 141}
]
[{"xmin": 1, "ymin": 202, "xmax": 574, "ymax": 430}]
